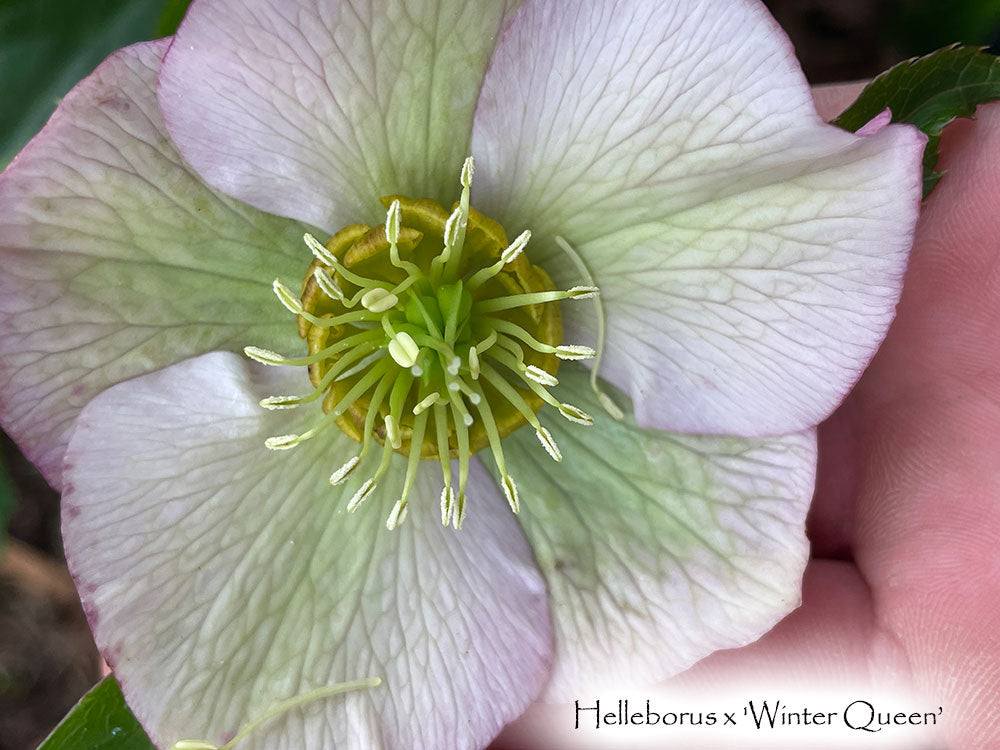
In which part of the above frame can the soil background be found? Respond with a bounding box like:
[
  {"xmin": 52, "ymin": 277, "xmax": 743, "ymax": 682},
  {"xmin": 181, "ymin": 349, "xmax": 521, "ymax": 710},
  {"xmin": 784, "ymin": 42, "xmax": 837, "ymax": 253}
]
[{"xmin": 1, "ymin": 1, "xmax": 999, "ymax": 748}]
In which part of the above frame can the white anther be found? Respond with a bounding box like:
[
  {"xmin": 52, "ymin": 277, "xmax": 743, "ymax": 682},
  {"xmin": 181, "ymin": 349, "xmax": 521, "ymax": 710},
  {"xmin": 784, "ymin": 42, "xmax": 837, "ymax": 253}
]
[
  {"xmin": 500, "ymin": 230, "xmax": 531, "ymax": 264},
  {"xmin": 535, "ymin": 427, "xmax": 562, "ymax": 462},
  {"xmin": 440, "ymin": 485, "xmax": 454, "ymax": 526},
  {"xmin": 303, "ymin": 232, "xmax": 337, "ymax": 266},
  {"xmin": 555, "ymin": 344, "xmax": 597, "ymax": 360},
  {"xmin": 453, "ymin": 492, "xmax": 467, "ymax": 530},
  {"xmin": 447, "ymin": 356, "xmax": 461, "ymax": 376},
  {"xmin": 171, "ymin": 742, "xmax": 219, "ymax": 750},
  {"xmin": 386, "ymin": 498, "xmax": 408, "ymax": 530},
  {"xmin": 558, "ymin": 402, "xmax": 594, "ymax": 425},
  {"xmin": 467, "ymin": 391, "xmax": 481, "ymax": 405},
  {"xmin": 410, "ymin": 364, "xmax": 423, "ymax": 377},
  {"xmin": 524, "ymin": 365, "xmax": 558, "ymax": 387},
  {"xmin": 259, "ymin": 395, "xmax": 303, "ymax": 410},
  {"xmin": 460, "ymin": 156, "xmax": 475, "ymax": 187},
  {"xmin": 265, "ymin": 434, "xmax": 301, "ymax": 450},
  {"xmin": 387, "ymin": 332, "xmax": 420, "ymax": 368},
  {"xmin": 329, "ymin": 456, "xmax": 360, "ymax": 485},
  {"xmin": 502, "ymin": 475, "xmax": 520, "ymax": 514},
  {"xmin": 385, "ymin": 200, "xmax": 401, "ymax": 244},
  {"xmin": 360, "ymin": 287, "xmax": 399, "ymax": 313},
  {"xmin": 443, "ymin": 208, "xmax": 461, "ymax": 250},
  {"xmin": 313, "ymin": 267, "xmax": 346, "ymax": 303},
  {"xmin": 462, "ymin": 412, "xmax": 474, "ymax": 427},
  {"xmin": 413, "ymin": 392, "xmax": 440, "ymax": 415},
  {"xmin": 272, "ymin": 278, "xmax": 304, "ymax": 315},
  {"xmin": 598, "ymin": 392, "xmax": 625, "ymax": 420},
  {"xmin": 567, "ymin": 285, "xmax": 600, "ymax": 299},
  {"xmin": 468, "ymin": 347, "xmax": 480, "ymax": 380},
  {"xmin": 347, "ymin": 479, "xmax": 376, "ymax": 512},
  {"xmin": 384, "ymin": 415, "xmax": 402, "ymax": 450},
  {"xmin": 244, "ymin": 346, "xmax": 285, "ymax": 366},
  {"xmin": 448, "ymin": 381, "xmax": 461, "ymax": 392}
]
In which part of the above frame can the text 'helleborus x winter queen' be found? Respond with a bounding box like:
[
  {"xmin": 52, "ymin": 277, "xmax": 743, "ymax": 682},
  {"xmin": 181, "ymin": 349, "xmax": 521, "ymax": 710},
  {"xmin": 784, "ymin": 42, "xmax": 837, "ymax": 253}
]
[{"xmin": 0, "ymin": 1, "xmax": 923, "ymax": 749}]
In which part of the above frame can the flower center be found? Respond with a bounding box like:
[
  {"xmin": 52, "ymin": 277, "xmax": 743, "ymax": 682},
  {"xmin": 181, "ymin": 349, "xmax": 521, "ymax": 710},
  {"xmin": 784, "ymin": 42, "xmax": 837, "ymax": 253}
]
[{"xmin": 247, "ymin": 158, "xmax": 601, "ymax": 529}]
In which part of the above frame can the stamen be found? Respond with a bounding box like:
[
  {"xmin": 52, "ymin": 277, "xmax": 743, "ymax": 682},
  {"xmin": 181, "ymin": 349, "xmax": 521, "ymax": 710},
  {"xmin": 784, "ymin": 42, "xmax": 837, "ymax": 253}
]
[
  {"xmin": 384, "ymin": 414, "xmax": 402, "ymax": 450},
  {"xmin": 329, "ymin": 455, "xmax": 360, "ymax": 485},
  {"xmin": 441, "ymin": 156, "xmax": 473, "ymax": 281},
  {"xmin": 434, "ymin": 402, "xmax": 454, "ymax": 525},
  {"xmin": 386, "ymin": 499, "xmax": 408, "ymax": 530},
  {"xmin": 361, "ymin": 287, "xmax": 399, "ymax": 312},
  {"xmin": 245, "ymin": 330, "xmax": 382, "ymax": 368},
  {"xmin": 303, "ymin": 233, "xmax": 391, "ymax": 291},
  {"xmin": 536, "ymin": 426, "xmax": 562, "ymax": 462},
  {"xmin": 387, "ymin": 331, "xmax": 420, "ymax": 368},
  {"xmin": 347, "ymin": 478, "xmax": 377, "ymax": 512},
  {"xmin": 448, "ymin": 395, "xmax": 472, "ymax": 528},
  {"xmin": 385, "ymin": 200, "xmax": 423, "ymax": 279},
  {"xmin": 473, "ymin": 285, "xmax": 599, "ymax": 314},
  {"xmin": 502, "ymin": 474, "xmax": 520, "ymax": 514},
  {"xmin": 466, "ymin": 230, "xmax": 532, "ymax": 292},
  {"xmin": 489, "ymin": 320, "xmax": 596, "ymax": 360},
  {"xmin": 524, "ymin": 365, "xmax": 558, "ymax": 387},
  {"xmin": 272, "ymin": 278, "xmax": 305, "ymax": 315},
  {"xmin": 468, "ymin": 346, "xmax": 480, "ymax": 380},
  {"xmin": 440, "ymin": 484, "xmax": 454, "ymax": 527},
  {"xmin": 553, "ymin": 236, "xmax": 624, "ymax": 419},
  {"xmin": 388, "ymin": 406, "xmax": 430, "ymax": 530},
  {"xmin": 169, "ymin": 676, "xmax": 381, "ymax": 750},
  {"xmin": 302, "ymin": 231, "xmax": 337, "ymax": 266},
  {"xmin": 313, "ymin": 266, "xmax": 347, "ymax": 304},
  {"xmin": 412, "ymin": 392, "xmax": 440, "ymax": 415}
]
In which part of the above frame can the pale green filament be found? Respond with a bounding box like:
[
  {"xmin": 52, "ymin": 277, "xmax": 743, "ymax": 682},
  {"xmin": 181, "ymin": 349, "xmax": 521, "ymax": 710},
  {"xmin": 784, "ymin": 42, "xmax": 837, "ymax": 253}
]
[
  {"xmin": 553, "ymin": 235, "xmax": 623, "ymax": 419},
  {"xmin": 169, "ymin": 677, "xmax": 381, "ymax": 750}
]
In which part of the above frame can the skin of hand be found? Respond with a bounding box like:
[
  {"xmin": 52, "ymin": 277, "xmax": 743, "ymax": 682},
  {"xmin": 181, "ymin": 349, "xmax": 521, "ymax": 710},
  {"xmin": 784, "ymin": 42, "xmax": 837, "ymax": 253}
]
[{"xmin": 493, "ymin": 87, "xmax": 1000, "ymax": 749}]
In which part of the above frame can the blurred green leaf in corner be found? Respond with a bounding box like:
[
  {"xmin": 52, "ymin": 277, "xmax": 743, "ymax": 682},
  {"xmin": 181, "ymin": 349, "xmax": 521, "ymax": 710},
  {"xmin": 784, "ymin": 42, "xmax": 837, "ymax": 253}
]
[
  {"xmin": 38, "ymin": 677, "xmax": 156, "ymax": 750},
  {"xmin": 0, "ymin": 0, "xmax": 179, "ymax": 168},
  {"xmin": 0, "ymin": 449, "xmax": 13, "ymax": 553}
]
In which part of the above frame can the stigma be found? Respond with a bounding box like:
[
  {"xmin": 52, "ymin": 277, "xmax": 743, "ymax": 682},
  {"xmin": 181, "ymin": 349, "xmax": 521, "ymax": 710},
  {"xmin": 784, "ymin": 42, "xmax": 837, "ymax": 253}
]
[{"xmin": 246, "ymin": 158, "xmax": 600, "ymax": 530}]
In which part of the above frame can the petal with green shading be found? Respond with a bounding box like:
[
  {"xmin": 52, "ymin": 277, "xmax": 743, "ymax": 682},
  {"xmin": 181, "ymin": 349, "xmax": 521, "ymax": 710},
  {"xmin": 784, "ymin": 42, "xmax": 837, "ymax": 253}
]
[
  {"xmin": 0, "ymin": 39, "xmax": 311, "ymax": 489},
  {"xmin": 62, "ymin": 351, "xmax": 552, "ymax": 750},
  {"xmin": 502, "ymin": 366, "xmax": 815, "ymax": 698},
  {"xmin": 472, "ymin": 0, "xmax": 923, "ymax": 436},
  {"xmin": 158, "ymin": 0, "xmax": 523, "ymax": 233}
]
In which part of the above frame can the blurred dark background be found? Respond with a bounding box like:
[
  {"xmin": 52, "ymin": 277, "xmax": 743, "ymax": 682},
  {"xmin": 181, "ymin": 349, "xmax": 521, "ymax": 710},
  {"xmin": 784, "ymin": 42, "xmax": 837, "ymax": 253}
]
[{"xmin": 1, "ymin": 0, "xmax": 999, "ymax": 747}]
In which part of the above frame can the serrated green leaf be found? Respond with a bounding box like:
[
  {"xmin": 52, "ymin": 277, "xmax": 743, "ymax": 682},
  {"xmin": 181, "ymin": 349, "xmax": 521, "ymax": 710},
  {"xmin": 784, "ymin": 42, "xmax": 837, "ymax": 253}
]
[
  {"xmin": 834, "ymin": 45, "xmax": 1000, "ymax": 198},
  {"xmin": 38, "ymin": 677, "xmax": 156, "ymax": 750},
  {"xmin": 0, "ymin": 0, "xmax": 165, "ymax": 167}
]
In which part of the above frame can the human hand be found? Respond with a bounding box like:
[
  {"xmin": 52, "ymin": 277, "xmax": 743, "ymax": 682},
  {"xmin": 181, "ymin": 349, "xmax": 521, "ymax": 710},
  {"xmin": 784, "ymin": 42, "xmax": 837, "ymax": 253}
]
[{"xmin": 494, "ymin": 88, "xmax": 1000, "ymax": 749}]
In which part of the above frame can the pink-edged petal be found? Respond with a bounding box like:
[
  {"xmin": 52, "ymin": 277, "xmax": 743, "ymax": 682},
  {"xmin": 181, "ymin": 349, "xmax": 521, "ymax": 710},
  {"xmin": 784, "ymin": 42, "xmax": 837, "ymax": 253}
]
[
  {"xmin": 502, "ymin": 367, "xmax": 815, "ymax": 697},
  {"xmin": 0, "ymin": 39, "xmax": 310, "ymax": 489},
  {"xmin": 63, "ymin": 352, "xmax": 552, "ymax": 750},
  {"xmin": 158, "ymin": 0, "xmax": 522, "ymax": 232},
  {"xmin": 471, "ymin": 0, "xmax": 924, "ymax": 435}
]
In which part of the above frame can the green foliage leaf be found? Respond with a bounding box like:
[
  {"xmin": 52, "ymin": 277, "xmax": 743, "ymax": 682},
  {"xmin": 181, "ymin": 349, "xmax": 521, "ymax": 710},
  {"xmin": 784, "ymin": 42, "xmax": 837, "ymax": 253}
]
[
  {"xmin": 834, "ymin": 45, "xmax": 1000, "ymax": 197},
  {"xmin": 38, "ymin": 677, "xmax": 156, "ymax": 750},
  {"xmin": 156, "ymin": 0, "xmax": 193, "ymax": 37},
  {"xmin": 0, "ymin": 0, "xmax": 165, "ymax": 167},
  {"xmin": 0, "ymin": 449, "xmax": 13, "ymax": 553}
]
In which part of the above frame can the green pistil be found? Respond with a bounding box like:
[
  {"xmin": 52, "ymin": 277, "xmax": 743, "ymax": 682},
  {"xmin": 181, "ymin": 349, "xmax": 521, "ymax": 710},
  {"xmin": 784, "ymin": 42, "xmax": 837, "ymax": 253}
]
[{"xmin": 249, "ymin": 157, "xmax": 607, "ymax": 530}]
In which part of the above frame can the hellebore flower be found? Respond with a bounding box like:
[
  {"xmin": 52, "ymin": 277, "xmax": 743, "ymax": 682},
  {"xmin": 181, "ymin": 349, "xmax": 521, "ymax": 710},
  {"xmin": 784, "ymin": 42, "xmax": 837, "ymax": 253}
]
[{"xmin": 0, "ymin": 0, "xmax": 923, "ymax": 748}]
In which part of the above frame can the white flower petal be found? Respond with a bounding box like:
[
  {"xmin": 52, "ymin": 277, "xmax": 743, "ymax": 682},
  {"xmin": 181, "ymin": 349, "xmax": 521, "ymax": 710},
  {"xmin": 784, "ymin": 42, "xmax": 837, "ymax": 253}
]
[
  {"xmin": 63, "ymin": 352, "xmax": 552, "ymax": 750},
  {"xmin": 501, "ymin": 367, "xmax": 815, "ymax": 697},
  {"xmin": 472, "ymin": 0, "xmax": 923, "ymax": 434},
  {"xmin": 159, "ymin": 0, "xmax": 522, "ymax": 232},
  {"xmin": 0, "ymin": 40, "xmax": 308, "ymax": 489}
]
